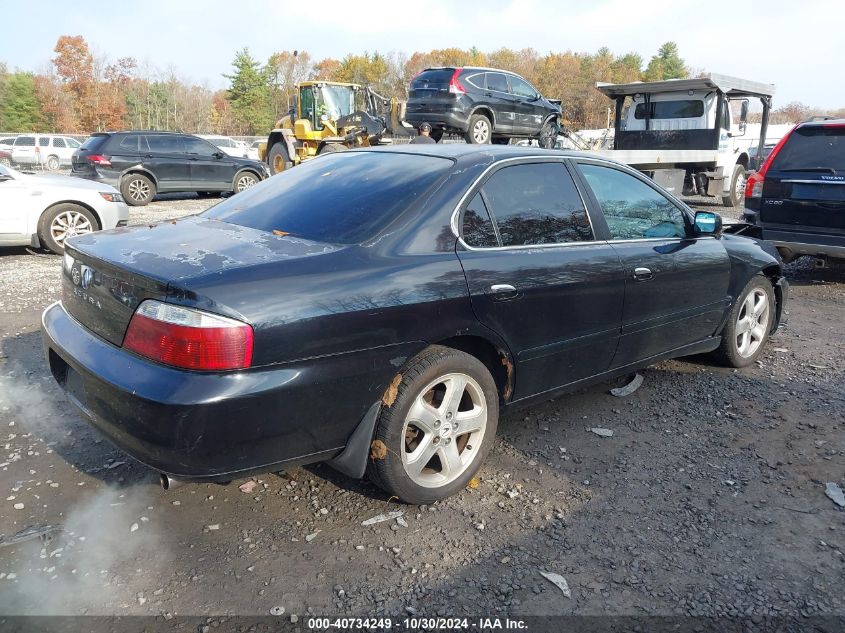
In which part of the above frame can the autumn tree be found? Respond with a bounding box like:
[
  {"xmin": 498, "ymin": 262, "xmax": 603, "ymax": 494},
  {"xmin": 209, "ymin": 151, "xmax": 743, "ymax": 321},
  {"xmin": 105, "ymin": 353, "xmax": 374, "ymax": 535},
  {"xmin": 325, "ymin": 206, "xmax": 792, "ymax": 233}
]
[
  {"xmin": 225, "ymin": 48, "xmax": 271, "ymax": 134},
  {"xmin": 265, "ymin": 50, "xmax": 312, "ymax": 121},
  {"xmin": 312, "ymin": 58, "xmax": 341, "ymax": 81},
  {"xmin": 52, "ymin": 35, "xmax": 96, "ymax": 129}
]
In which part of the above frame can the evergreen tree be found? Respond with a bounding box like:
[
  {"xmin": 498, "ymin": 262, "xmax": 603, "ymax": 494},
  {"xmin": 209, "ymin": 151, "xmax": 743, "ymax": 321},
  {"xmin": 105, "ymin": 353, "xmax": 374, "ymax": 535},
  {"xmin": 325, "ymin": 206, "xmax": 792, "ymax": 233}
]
[
  {"xmin": 0, "ymin": 73, "xmax": 41, "ymax": 131},
  {"xmin": 644, "ymin": 42, "xmax": 688, "ymax": 80},
  {"xmin": 224, "ymin": 48, "xmax": 271, "ymax": 134}
]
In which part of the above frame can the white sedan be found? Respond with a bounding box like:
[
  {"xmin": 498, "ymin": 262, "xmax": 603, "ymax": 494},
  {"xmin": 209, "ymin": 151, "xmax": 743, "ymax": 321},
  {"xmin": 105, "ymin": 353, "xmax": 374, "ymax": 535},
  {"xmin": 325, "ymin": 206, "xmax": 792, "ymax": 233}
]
[{"xmin": 0, "ymin": 164, "xmax": 129, "ymax": 254}]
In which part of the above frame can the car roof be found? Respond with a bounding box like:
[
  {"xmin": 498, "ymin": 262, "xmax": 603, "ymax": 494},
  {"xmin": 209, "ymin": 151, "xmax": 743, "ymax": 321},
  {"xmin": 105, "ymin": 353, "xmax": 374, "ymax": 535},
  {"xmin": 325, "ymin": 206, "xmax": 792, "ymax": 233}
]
[
  {"xmin": 422, "ymin": 66, "xmax": 525, "ymax": 76},
  {"xmin": 798, "ymin": 118, "xmax": 845, "ymax": 128},
  {"xmin": 360, "ymin": 143, "xmax": 625, "ymax": 166}
]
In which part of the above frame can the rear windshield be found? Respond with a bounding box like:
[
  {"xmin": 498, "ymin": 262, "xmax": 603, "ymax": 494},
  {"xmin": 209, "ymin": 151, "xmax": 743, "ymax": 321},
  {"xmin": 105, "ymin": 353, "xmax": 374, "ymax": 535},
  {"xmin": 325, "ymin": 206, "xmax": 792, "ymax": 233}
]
[
  {"xmin": 634, "ymin": 100, "xmax": 704, "ymax": 120},
  {"xmin": 770, "ymin": 126, "xmax": 845, "ymax": 172},
  {"xmin": 203, "ymin": 152, "xmax": 452, "ymax": 244},
  {"xmin": 412, "ymin": 69, "xmax": 455, "ymax": 88},
  {"xmin": 80, "ymin": 135, "xmax": 108, "ymax": 151}
]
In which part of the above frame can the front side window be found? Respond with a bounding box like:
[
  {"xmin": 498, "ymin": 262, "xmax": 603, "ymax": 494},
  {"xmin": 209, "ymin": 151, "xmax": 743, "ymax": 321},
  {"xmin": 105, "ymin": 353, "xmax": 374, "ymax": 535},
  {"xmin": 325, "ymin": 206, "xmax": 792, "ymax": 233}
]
[
  {"xmin": 53, "ymin": 138, "xmax": 66, "ymax": 148},
  {"xmin": 579, "ymin": 163, "xmax": 687, "ymax": 240},
  {"xmin": 39, "ymin": 137, "xmax": 50, "ymax": 147},
  {"xmin": 510, "ymin": 76, "xmax": 537, "ymax": 99},
  {"xmin": 67, "ymin": 138, "xmax": 81, "ymax": 148},
  {"xmin": 184, "ymin": 137, "xmax": 217, "ymax": 155},
  {"xmin": 480, "ymin": 162, "xmax": 593, "ymax": 246},
  {"xmin": 145, "ymin": 135, "xmax": 184, "ymax": 154}
]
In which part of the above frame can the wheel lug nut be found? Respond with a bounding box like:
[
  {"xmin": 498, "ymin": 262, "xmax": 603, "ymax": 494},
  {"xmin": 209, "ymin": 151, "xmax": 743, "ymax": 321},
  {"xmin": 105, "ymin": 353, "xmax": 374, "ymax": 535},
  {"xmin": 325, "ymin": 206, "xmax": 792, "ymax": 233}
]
[
  {"xmin": 434, "ymin": 420, "xmax": 441, "ymax": 429},
  {"xmin": 433, "ymin": 437, "xmax": 441, "ymax": 444},
  {"xmin": 445, "ymin": 438, "xmax": 451, "ymax": 445},
  {"xmin": 446, "ymin": 412, "xmax": 452, "ymax": 420}
]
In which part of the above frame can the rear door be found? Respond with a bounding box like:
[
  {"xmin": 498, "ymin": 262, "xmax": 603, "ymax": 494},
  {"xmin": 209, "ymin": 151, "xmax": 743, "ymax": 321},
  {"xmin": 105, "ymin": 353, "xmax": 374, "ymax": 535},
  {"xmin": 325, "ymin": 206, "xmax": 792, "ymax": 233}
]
[
  {"xmin": 574, "ymin": 160, "xmax": 731, "ymax": 367},
  {"xmin": 142, "ymin": 134, "xmax": 191, "ymax": 190},
  {"xmin": 456, "ymin": 159, "xmax": 624, "ymax": 399},
  {"xmin": 483, "ymin": 72, "xmax": 515, "ymax": 134},
  {"xmin": 760, "ymin": 124, "xmax": 845, "ymax": 238}
]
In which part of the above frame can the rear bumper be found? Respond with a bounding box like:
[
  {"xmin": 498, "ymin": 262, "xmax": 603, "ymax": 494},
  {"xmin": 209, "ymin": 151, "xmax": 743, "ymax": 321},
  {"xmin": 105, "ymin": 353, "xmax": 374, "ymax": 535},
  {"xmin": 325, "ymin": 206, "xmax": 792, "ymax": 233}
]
[
  {"xmin": 404, "ymin": 109, "xmax": 468, "ymax": 132},
  {"xmin": 769, "ymin": 236, "xmax": 845, "ymax": 260},
  {"xmin": 41, "ymin": 302, "xmax": 408, "ymax": 481}
]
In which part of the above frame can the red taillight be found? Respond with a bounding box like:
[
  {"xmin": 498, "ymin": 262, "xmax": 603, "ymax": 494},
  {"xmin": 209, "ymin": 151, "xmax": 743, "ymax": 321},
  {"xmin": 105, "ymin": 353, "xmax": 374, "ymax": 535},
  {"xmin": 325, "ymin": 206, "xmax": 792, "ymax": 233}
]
[
  {"xmin": 746, "ymin": 124, "xmax": 797, "ymax": 199},
  {"xmin": 448, "ymin": 68, "xmax": 466, "ymax": 95},
  {"xmin": 87, "ymin": 154, "xmax": 112, "ymax": 166},
  {"xmin": 123, "ymin": 301, "xmax": 253, "ymax": 371}
]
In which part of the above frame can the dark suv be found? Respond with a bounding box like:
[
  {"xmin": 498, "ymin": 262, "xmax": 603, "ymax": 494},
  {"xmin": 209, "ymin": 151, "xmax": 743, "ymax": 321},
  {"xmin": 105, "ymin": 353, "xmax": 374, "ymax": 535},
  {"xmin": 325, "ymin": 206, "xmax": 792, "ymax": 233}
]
[
  {"xmin": 71, "ymin": 131, "xmax": 269, "ymax": 206},
  {"xmin": 744, "ymin": 119, "xmax": 845, "ymax": 262},
  {"xmin": 405, "ymin": 67, "xmax": 560, "ymax": 146}
]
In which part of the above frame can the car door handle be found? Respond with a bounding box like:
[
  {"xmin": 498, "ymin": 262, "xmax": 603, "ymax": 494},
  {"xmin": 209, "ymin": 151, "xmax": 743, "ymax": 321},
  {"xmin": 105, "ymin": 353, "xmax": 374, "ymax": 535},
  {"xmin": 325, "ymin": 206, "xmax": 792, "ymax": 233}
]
[
  {"xmin": 484, "ymin": 92, "xmax": 493, "ymax": 97},
  {"xmin": 632, "ymin": 267, "xmax": 653, "ymax": 281},
  {"xmin": 490, "ymin": 284, "xmax": 518, "ymax": 299}
]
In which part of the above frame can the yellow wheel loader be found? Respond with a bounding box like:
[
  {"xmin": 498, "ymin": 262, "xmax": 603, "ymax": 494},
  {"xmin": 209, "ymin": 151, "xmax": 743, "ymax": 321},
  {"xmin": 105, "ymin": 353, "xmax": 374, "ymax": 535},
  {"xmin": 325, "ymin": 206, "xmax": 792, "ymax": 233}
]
[{"xmin": 262, "ymin": 81, "xmax": 413, "ymax": 175}]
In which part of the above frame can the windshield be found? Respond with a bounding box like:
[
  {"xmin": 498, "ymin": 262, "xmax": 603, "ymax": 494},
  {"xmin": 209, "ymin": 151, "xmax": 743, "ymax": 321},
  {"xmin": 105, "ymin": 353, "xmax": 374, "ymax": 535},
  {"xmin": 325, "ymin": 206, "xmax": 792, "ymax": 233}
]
[
  {"xmin": 317, "ymin": 85, "xmax": 356, "ymax": 119},
  {"xmin": 203, "ymin": 151, "xmax": 453, "ymax": 244}
]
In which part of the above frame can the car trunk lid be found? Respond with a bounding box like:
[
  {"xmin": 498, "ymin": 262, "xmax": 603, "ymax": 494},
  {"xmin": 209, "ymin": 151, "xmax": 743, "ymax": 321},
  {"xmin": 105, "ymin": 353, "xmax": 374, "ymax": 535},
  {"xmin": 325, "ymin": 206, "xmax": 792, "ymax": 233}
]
[{"xmin": 62, "ymin": 216, "xmax": 342, "ymax": 346}]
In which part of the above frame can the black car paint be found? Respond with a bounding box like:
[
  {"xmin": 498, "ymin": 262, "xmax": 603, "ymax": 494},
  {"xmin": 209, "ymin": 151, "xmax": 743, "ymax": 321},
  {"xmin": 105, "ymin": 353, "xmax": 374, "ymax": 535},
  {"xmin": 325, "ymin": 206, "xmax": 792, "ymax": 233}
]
[
  {"xmin": 71, "ymin": 131, "xmax": 268, "ymax": 193},
  {"xmin": 43, "ymin": 145, "xmax": 787, "ymax": 483},
  {"xmin": 405, "ymin": 68, "xmax": 560, "ymax": 139}
]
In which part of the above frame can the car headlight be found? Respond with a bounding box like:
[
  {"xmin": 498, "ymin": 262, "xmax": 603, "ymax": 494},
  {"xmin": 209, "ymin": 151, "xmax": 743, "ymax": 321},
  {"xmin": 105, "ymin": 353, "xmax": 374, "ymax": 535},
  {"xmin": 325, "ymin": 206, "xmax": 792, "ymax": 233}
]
[{"xmin": 99, "ymin": 192, "xmax": 124, "ymax": 203}]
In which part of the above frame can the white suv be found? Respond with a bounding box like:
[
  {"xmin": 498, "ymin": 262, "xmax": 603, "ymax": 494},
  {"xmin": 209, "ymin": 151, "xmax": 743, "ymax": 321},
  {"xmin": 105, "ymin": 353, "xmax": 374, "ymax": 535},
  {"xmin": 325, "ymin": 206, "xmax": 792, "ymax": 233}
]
[
  {"xmin": 197, "ymin": 135, "xmax": 248, "ymax": 158},
  {"xmin": 11, "ymin": 135, "xmax": 84, "ymax": 171}
]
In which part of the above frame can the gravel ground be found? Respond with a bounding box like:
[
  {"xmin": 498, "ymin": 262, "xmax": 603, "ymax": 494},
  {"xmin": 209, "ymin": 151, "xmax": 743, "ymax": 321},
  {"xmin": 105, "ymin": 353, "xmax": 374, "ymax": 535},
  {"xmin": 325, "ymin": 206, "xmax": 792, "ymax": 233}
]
[{"xmin": 0, "ymin": 191, "xmax": 843, "ymax": 627}]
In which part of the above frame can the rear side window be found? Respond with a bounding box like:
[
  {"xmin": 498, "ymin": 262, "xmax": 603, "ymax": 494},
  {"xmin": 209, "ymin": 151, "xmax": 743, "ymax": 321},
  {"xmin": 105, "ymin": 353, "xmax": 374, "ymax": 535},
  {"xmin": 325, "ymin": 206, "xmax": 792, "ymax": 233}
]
[
  {"xmin": 119, "ymin": 135, "xmax": 140, "ymax": 151},
  {"xmin": 411, "ymin": 69, "xmax": 455, "ymax": 89},
  {"xmin": 579, "ymin": 163, "xmax": 687, "ymax": 239},
  {"xmin": 146, "ymin": 135, "xmax": 184, "ymax": 153},
  {"xmin": 80, "ymin": 135, "xmax": 108, "ymax": 151},
  {"xmin": 634, "ymin": 100, "xmax": 704, "ymax": 119},
  {"xmin": 204, "ymin": 152, "xmax": 452, "ymax": 244},
  {"xmin": 770, "ymin": 126, "xmax": 845, "ymax": 172},
  {"xmin": 16, "ymin": 136, "xmax": 35, "ymax": 146},
  {"xmin": 480, "ymin": 162, "xmax": 593, "ymax": 246},
  {"xmin": 53, "ymin": 138, "xmax": 66, "ymax": 148},
  {"xmin": 462, "ymin": 193, "xmax": 498, "ymax": 248},
  {"xmin": 39, "ymin": 137, "xmax": 50, "ymax": 147},
  {"xmin": 486, "ymin": 73, "xmax": 509, "ymax": 93}
]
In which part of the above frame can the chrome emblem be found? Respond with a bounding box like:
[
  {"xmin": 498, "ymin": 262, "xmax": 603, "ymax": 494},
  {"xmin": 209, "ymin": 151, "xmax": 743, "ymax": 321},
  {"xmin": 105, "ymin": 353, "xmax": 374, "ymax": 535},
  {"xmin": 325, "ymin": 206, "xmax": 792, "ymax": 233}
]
[
  {"xmin": 71, "ymin": 267, "xmax": 81, "ymax": 286},
  {"xmin": 81, "ymin": 266, "xmax": 93, "ymax": 290}
]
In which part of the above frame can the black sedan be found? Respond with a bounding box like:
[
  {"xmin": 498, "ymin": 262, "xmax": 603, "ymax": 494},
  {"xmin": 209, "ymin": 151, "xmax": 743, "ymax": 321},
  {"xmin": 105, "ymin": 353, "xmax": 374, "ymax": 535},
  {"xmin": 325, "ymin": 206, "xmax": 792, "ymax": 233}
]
[{"xmin": 42, "ymin": 145, "xmax": 788, "ymax": 503}]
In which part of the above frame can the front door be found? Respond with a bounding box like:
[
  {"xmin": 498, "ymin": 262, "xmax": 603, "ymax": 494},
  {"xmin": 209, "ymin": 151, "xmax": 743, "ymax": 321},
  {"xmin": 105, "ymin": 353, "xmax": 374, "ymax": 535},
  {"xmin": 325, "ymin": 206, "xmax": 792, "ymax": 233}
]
[
  {"xmin": 508, "ymin": 75, "xmax": 543, "ymax": 135},
  {"xmin": 184, "ymin": 136, "xmax": 235, "ymax": 190},
  {"xmin": 575, "ymin": 160, "xmax": 731, "ymax": 368},
  {"xmin": 0, "ymin": 167, "xmax": 29, "ymax": 235},
  {"xmin": 483, "ymin": 72, "xmax": 515, "ymax": 135},
  {"xmin": 456, "ymin": 159, "xmax": 624, "ymax": 400}
]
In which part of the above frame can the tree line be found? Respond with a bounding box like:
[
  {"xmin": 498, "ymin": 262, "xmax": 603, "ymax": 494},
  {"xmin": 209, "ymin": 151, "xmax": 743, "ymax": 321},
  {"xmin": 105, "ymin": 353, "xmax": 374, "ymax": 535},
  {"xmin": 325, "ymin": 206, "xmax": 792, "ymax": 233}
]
[{"xmin": 1, "ymin": 36, "xmax": 841, "ymax": 136}]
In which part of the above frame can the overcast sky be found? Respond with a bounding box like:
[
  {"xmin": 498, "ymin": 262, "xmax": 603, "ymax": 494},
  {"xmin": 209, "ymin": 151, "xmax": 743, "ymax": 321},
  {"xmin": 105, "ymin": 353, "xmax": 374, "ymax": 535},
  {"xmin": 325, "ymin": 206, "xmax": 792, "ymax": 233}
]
[{"xmin": 4, "ymin": 0, "xmax": 843, "ymax": 108}]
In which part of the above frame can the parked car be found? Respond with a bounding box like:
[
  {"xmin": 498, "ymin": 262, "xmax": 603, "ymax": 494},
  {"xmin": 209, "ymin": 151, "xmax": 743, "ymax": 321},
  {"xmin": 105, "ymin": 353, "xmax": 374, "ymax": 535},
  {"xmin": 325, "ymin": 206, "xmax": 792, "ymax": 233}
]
[
  {"xmin": 0, "ymin": 164, "xmax": 128, "ymax": 254},
  {"xmin": 198, "ymin": 135, "xmax": 249, "ymax": 158},
  {"xmin": 247, "ymin": 139, "xmax": 264, "ymax": 161},
  {"xmin": 71, "ymin": 131, "xmax": 269, "ymax": 206},
  {"xmin": 744, "ymin": 119, "xmax": 845, "ymax": 262},
  {"xmin": 10, "ymin": 134, "xmax": 83, "ymax": 170},
  {"xmin": 405, "ymin": 67, "xmax": 560, "ymax": 146},
  {"xmin": 43, "ymin": 145, "xmax": 787, "ymax": 503},
  {"xmin": 0, "ymin": 149, "xmax": 11, "ymax": 167},
  {"xmin": 0, "ymin": 136, "xmax": 16, "ymax": 151},
  {"xmin": 748, "ymin": 143, "xmax": 776, "ymax": 171}
]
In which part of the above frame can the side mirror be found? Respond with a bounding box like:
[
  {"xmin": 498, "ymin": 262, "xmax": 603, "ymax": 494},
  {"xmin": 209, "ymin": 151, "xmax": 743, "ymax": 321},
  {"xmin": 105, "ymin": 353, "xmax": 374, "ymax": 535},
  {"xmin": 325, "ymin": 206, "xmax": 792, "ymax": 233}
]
[
  {"xmin": 213, "ymin": 151, "xmax": 224, "ymax": 159},
  {"xmin": 740, "ymin": 99, "xmax": 749, "ymax": 123},
  {"xmin": 694, "ymin": 211, "xmax": 722, "ymax": 235}
]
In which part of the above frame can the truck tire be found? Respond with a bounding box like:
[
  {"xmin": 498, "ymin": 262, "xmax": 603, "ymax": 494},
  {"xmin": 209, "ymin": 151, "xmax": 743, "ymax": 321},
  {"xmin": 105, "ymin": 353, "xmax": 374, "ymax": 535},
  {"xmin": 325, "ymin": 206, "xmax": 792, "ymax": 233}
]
[
  {"xmin": 722, "ymin": 164, "xmax": 747, "ymax": 208},
  {"xmin": 318, "ymin": 143, "xmax": 348, "ymax": 155},
  {"xmin": 268, "ymin": 143, "xmax": 292, "ymax": 175},
  {"xmin": 465, "ymin": 113, "xmax": 492, "ymax": 144}
]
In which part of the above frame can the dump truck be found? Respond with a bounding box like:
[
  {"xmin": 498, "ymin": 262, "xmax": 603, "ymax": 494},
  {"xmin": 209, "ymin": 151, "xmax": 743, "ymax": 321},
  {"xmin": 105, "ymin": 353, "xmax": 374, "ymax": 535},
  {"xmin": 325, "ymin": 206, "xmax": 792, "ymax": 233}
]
[
  {"xmin": 263, "ymin": 81, "xmax": 412, "ymax": 175},
  {"xmin": 588, "ymin": 74, "xmax": 775, "ymax": 207}
]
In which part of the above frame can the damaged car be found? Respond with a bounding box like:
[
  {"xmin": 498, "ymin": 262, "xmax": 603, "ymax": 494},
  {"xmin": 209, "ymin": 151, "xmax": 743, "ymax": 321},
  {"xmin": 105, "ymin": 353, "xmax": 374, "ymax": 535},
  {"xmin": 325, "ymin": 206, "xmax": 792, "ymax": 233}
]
[{"xmin": 42, "ymin": 145, "xmax": 788, "ymax": 503}]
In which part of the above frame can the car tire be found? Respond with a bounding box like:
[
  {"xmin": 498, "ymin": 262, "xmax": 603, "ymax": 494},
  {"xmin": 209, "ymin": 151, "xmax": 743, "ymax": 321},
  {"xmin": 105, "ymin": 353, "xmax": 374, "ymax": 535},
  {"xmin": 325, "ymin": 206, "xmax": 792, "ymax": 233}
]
[
  {"xmin": 366, "ymin": 345, "xmax": 499, "ymax": 504},
  {"xmin": 538, "ymin": 118, "xmax": 558, "ymax": 149},
  {"xmin": 120, "ymin": 174, "xmax": 155, "ymax": 206},
  {"xmin": 0, "ymin": 156, "xmax": 10, "ymax": 168},
  {"xmin": 713, "ymin": 274, "xmax": 775, "ymax": 368},
  {"xmin": 318, "ymin": 143, "xmax": 348, "ymax": 155},
  {"xmin": 233, "ymin": 170, "xmax": 259, "ymax": 193},
  {"xmin": 45, "ymin": 155, "xmax": 60, "ymax": 171},
  {"xmin": 38, "ymin": 203, "xmax": 99, "ymax": 255},
  {"xmin": 465, "ymin": 113, "xmax": 492, "ymax": 144},
  {"xmin": 722, "ymin": 163, "xmax": 747, "ymax": 208},
  {"xmin": 268, "ymin": 143, "xmax": 292, "ymax": 175}
]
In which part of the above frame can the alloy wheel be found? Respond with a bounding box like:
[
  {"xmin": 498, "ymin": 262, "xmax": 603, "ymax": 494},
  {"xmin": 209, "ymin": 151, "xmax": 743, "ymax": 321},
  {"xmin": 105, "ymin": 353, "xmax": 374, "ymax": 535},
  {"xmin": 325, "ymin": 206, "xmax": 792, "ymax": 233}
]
[
  {"xmin": 50, "ymin": 209, "xmax": 93, "ymax": 246},
  {"xmin": 735, "ymin": 288, "xmax": 770, "ymax": 358},
  {"xmin": 472, "ymin": 120, "xmax": 490, "ymax": 144},
  {"xmin": 127, "ymin": 178, "xmax": 151, "ymax": 202},
  {"xmin": 236, "ymin": 174, "xmax": 257, "ymax": 192},
  {"xmin": 401, "ymin": 372, "xmax": 488, "ymax": 488},
  {"xmin": 46, "ymin": 156, "xmax": 60, "ymax": 171}
]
